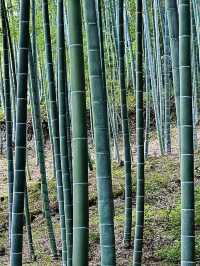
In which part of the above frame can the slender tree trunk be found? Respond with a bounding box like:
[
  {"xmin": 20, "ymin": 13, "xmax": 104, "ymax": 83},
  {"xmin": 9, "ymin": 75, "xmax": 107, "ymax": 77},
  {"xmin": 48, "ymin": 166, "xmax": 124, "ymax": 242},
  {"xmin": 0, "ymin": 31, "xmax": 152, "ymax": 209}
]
[
  {"xmin": 10, "ymin": 1, "xmax": 30, "ymax": 265},
  {"xmin": 0, "ymin": 0, "xmax": 14, "ymax": 245},
  {"xmin": 166, "ymin": 0, "xmax": 180, "ymax": 129},
  {"xmin": 29, "ymin": 43, "xmax": 58, "ymax": 258},
  {"xmin": 179, "ymin": 1, "xmax": 195, "ymax": 265},
  {"xmin": 118, "ymin": 0, "xmax": 132, "ymax": 247},
  {"xmin": 57, "ymin": 1, "xmax": 73, "ymax": 265},
  {"xmin": 42, "ymin": 0, "xmax": 67, "ymax": 263},
  {"xmin": 83, "ymin": 0, "xmax": 116, "ymax": 264},
  {"xmin": 164, "ymin": 7, "xmax": 171, "ymax": 154},
  {"xmin": 24, "ymin": 183, "xmax": 36, "ymax": 261},
  {"xmin": 67, "ymin": 0, "xmax": 89, "ymax": 265},
  {"xmin": 133, "ymin": 0, "xmax": 144, "ymax": 264}
]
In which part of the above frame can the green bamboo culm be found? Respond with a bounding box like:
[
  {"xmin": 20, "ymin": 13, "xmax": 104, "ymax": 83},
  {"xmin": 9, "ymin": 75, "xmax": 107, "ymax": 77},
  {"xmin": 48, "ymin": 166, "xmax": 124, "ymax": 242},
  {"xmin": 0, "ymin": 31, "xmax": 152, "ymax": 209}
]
[
  {"xmin": 144, "ymin": 41, "xmax": 150, "ymax": 160},
  {"xmin": 179, "ymin": 1, "xmax": 195, "ymax": 265},
  {"xmin": 118, "ymin": 0, "xmax": 132, "ymax": 246},
  {"xmin": 10, "ymin": 0, "xmax": 30, "ymax": 265},
  {"xmin": 45, "ymin": 88, "xmax": 56, "ymax": 179},
  {"xmin": 83, "ymin": 0, "xmax": 116, "ymax": 264},
  {"xmin": 153, "ymin": 0, "xmax": 164, "ymax": 139},
  {"xmin": 2, "ymin": 0, "xmax": 17, "ymax": 138},
  {"xmin": 57, "ymin": 0, "xmax": 73, "ymax": 265},
  {"xmin": 24, "ymin": 183, "xmax": 36, "ymax": 261},
  {"xmin": 0, "ymin": 57, "xmax": 5, "ymax": 111},
  {"xmin": 31, "ymin": 0, "xmax": 37, "ymax": 67},
  {"xmin": 28, "ymin": 44, "xmax": 58, "ymax": 258},
  {"xmin": 133, "ymin": 0, "xmax": 144, "ymax": 265},
  {"xmin": 41, "ymin": 0, "xmax": 67, "ymax": 263},
  {"xmin": 166, "ymin": 0, "xmax": 180, "ymax": 128},
  {"xmin": 0, "ymin": 0, "xmax": 14, "ymax": 244},
  {"xmin": 67, "ymin": 0, "xmax": 89, "ymax": 264},
  {"xmin": 164, "ymin": 6, "xmax": 171, "ymax": 154},
  {"xmin": 30, "ymin": 0, "xmax": 39, "ymax": 164},
  {"xmin": 143, "ymin": 0, "xmax": 164, "ymax": 155}
]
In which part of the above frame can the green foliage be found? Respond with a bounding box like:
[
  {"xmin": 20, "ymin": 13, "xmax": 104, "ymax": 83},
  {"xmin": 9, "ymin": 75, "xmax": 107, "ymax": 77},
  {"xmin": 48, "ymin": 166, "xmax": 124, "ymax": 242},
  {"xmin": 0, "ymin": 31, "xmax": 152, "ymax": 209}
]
[
  {"xmin": 0, "ymin": 107, "xmax": 4, "ymax": 121},
  {"xmin": 156, "ymin": 241, "xmax": 180, "ymax": 263}
]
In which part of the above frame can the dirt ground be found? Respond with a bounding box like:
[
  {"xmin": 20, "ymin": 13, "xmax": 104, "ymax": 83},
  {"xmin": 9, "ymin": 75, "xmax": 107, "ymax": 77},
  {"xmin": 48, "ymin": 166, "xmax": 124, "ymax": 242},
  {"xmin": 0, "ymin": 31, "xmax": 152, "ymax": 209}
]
[{"xmin": 0, "ymin": 127, "xmax": 200, "ymax": 265}]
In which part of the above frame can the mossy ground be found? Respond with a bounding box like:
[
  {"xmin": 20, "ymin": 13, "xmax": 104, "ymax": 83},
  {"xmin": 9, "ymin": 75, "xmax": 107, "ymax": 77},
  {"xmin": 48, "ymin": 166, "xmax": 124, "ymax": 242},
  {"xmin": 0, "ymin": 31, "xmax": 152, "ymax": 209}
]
[{"xmin": 1, "ymin": 130, "xmax": 200, "ymax": 265}]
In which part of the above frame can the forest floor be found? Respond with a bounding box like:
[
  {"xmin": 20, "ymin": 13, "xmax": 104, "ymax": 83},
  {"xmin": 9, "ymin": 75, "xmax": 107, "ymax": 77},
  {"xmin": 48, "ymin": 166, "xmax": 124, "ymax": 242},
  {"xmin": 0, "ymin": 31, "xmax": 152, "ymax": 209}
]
[{"xmin": 1, "ymin": 127, "xmax": 200, "ymax": 265}]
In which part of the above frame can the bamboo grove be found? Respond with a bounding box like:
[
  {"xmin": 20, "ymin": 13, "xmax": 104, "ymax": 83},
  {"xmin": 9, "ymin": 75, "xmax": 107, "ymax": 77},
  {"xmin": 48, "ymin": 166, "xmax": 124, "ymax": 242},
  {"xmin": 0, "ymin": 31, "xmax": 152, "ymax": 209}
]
[{"xmin": 0, "ymin": 0, "xmax": 199, "ymax": 265}]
